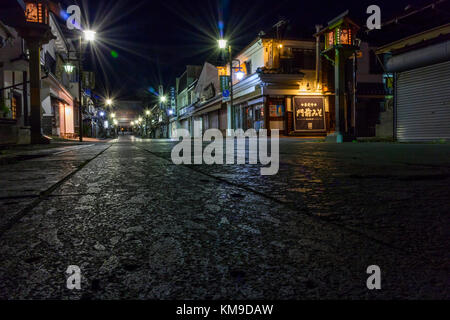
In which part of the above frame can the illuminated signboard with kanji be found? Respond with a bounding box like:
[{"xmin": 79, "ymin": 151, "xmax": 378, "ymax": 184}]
[
  {"xmin": 293, "ymin": 97, "xmax": 326, "ymax": 131},
  {"xmin": 24, "ymin": 0, "xmax": 49, "ymax": 25}
]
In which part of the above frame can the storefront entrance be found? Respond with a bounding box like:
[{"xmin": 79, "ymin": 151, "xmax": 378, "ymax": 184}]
[{"xmin": 243, "ymin": 104, "xmax": 265, "ymax": 131}]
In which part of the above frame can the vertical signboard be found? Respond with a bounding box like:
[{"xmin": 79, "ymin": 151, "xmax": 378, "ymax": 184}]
[
  {"xmin": 220, "ymin": 75, "xmax": 230, "ymax": 102},
  {"xmin": 293, "ymin": 96, "xmax": 326, "ymax": 131},
  {"xmin": 170, "ymin": 86, "xmax": 176, "ymax": 112}
]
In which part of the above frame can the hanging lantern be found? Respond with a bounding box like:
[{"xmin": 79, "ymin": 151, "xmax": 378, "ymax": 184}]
[
  {"xmin": 64, "ymin": 63, "xmax": 75, "ymax": 74},
  {"xmin": 318, "ymin": 14, "xmax": 360, "ymax": 51},
  {"xmin": 336, "ymin": 26, "xmax": 353, "ymax": 46},
  {"xmin": 24, "ymin": 0, "xmax": 49, "ymax": 25}
]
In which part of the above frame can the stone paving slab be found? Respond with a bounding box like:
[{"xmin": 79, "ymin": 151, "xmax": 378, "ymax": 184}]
[
  {"xmin": 0, "ymin": 144, "xmax": 111, "ymax": 232},
  {"xmin": 0, "ymin": 137, "xmax": 448, "ymax": 299}
]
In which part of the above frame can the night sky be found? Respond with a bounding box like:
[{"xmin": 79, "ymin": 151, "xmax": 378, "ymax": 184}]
[{"xmin": 59, "ymin": 0, "xmax": 426, "ymax": 102}]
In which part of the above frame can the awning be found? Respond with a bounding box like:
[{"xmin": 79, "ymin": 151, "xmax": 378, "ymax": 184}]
[
  {"xmin": 50, "ymin": 93, "xmax": 70, "ymax": 106},
  {"xmin": 194, "ymin": 102, "xmax": 222, "ymax": 116},
  {"xmin": 193, "ymin": 97, "xmax": 222, "ymax": 116}
]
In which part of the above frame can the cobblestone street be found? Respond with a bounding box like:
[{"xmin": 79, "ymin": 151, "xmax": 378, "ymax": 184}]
[{"xmin": 0, "ymin": 136, "xmax": 448, "ymax": 299}]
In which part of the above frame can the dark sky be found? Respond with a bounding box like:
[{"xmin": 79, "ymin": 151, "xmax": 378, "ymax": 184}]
[{"xmin": 59, "ymin": 0, "xmax": 427, "ymax": 101}]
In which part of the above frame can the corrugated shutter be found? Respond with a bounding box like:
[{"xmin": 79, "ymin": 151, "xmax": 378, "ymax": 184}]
[{"xmin": 396, "ymin": 61, "xmax": 450, "ymax": 142}]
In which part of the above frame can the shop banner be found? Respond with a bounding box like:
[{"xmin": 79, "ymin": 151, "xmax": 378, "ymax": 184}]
[
  {"xmin": 170, "ymin": 86, "xmax": 176, "ymax": 110},
  {"xmin": 293, "ymin": 97, "xmax": 325, "ymax": 131},
  {"xmin": 220, "ymin": 75, "xmax": 231, "ymax": 102}
]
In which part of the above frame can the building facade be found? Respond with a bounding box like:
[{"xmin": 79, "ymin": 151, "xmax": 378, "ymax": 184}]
[
  {"xmin": 374, "ymin": 1, "xmax": 450, "ymax": 142},
  {"xmin": 170, "ymin": 31, "xmax": 385, "ymax": 139},
  {"xmin": 0, "ymin": 2, "xmax": 101, "ymax": 145}
]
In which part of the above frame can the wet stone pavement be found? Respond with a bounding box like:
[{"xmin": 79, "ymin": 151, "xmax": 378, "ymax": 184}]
[{"xmin": 0, "ymin": 136, "xmax": 449, "ymax": 299}]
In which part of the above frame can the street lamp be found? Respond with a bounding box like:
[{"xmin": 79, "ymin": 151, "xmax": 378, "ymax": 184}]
[
  {"xmin": 218, "ymin": 39, "xmax": 228, "ymax": 49},
  {"xmin": 218, "ymin": 38, "xmax": 234, "ymax": 131},
  {"xmin": 75, "ymin": 29, "xmax": 96, "ymax": 142},
  {"xmin": 144, "ymin": 110, "xmax": 151, "ymax": 137},
  {"xmin": 84, "ymin": 30, "xmax": 96, "ymax": 42},
  {"xmin": 236, "ymin": 69, "xmax": 245, "ymax": 80},
  {"xmin": 159, "ymin": 96, "xmax": 167, "ymax": 103},
  {"xmin": 64, "ymin": 63, "xmax": 75, "ymax": 74}
]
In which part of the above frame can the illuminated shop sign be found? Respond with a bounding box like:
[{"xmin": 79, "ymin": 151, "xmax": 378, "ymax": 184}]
[{"xmin": 293, "ymin": 97, "xmax": 326, "ymax": 131}]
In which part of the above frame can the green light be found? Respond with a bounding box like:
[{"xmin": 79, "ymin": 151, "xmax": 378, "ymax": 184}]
[{"xmin": 110, "ymin": 50, "xmax": 118, "ymax": 58}]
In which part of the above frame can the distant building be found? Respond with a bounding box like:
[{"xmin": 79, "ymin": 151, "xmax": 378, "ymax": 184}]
[
  {"xmin": 373, "ymin": 0, "xmax": 450, "ymax": 142},
  {"xmin": 171, "ymin": 20, "xmax": 385, "ymax": 138},
  {"xmin": 115, "ymin": 100, "xmax": 144, "ymax": 127},
  {"xmin": 172, "ymin": 65, "xmax": 202, "ymax": 137}
]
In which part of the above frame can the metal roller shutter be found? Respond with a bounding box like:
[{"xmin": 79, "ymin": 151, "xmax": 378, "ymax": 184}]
[{"xmin": 396, "ymin": 61, "xmax": 450, "ymax": 142}]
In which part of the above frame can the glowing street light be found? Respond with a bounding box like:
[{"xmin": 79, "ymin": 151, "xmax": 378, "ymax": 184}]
[
  {"xmin": 106, "ymin": 99, "xmax": 113, "ymax": 106},
  {"xmin": 84, "ymin": 30, "xmax": 96, "ymax": 42},
  {"xmin": 218, "ymin": 37, "xmax": 235, "ymax": 129},
  {"xmin": 218, "ymin": 39, "xmax": 228, "ymax": 49},
  {"xmin": 160, "ymin": 96, "xmax": 167, "ymax": 103},
  {"xmin": 236, "ymin": 69, "xmax": 245, "ymax": 80},
  {"xmin": 113, "ymin": 119, "xmax": 118, "ymax": 125},
  {"xmin": 138, "ymin": 117, "xmax": 143, "ymax": 122},
  {"xmin": 131, "ymin": 121, "xmax": 135, "ymax": 126},
  {"xmin": 145, "ymin": 110, "xmax": 151, "ymax": 116},
  {"xmin": 75, "ymin": 29, "xmax": 97, "ymax": 142},
  {"xmin": 111, "ymin": 113, "xmax": 116, "ymax": 118}
]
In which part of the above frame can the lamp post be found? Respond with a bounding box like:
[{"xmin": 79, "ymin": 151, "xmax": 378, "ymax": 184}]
[
  {"xmin": 315, "ymin": 12, "xmax": 360, "ymax": 143},
  {"xmin": 159, "ymin": 95, "xmax": 168, "ymax": 138},
  {"xmin": 110, "ymin": 113, "xmax": 116, "ymax": 137},
  {"xmin": 218, "ymin": 39, "xmax": 234, "ymax": 133},
  {"xmin": 145, "ymin": 110, "xmax": 151, "ymax": 137},
  {"xmin": 138, "ymin": 117, "xmax": 143, "ymax": 137},
  {"xmin": 64, "ymin": 29, "xmax": 96, "ymax": 142},
  {"xmin": 113, "ymin": 118, "xmax": 118, "ymax": 137},
  {"xmin": 77, "ymin": 29, "xmax": 96, "ymax": 142}
]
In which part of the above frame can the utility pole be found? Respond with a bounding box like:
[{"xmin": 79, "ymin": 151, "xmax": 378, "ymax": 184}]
[
  {"xmin": 78, "ymin": 34, "xmax": 83, "ymax": 142},
  {"xmin": 229, "ymin": 45, "xmax": 234, "ymax": 131}
]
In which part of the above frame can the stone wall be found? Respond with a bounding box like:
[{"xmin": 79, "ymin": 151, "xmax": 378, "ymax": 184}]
[
  {"xmin": 0, "ymin": 118, "xmax": 18, "ymax": 145},
  {"xmin": 0, "ymin": 119, "xmax": 31, "ymax": 145}
]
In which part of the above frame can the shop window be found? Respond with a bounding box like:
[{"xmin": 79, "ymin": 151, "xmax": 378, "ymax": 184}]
[
  {"xmin": 245, "ymin": 60, "xmax": 252, "ymax": 75},
  {"xmin": 255, "ymin": 105, "xmax": 265, "ymax": 130},
  {"xmin": 11, "ymin": 96, "xmax": 17, "ymax": 119}
]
